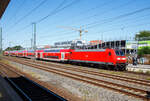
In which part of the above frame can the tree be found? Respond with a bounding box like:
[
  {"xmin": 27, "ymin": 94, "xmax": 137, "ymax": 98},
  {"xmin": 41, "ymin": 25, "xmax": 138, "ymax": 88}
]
[
  {"xmin": 135, "ymin": 30, "xmax": 150, "ymax": 40},
  {"xmin": 13, "ymin": 45, "xmax": 23, "ymax": 50},
  {"xmin": 5, "ymin": 45, "xmax": 23, "ymax": 51},
  {"xmin": 138, "ymin": 46, "xmax": 150, "ymax": 57}
]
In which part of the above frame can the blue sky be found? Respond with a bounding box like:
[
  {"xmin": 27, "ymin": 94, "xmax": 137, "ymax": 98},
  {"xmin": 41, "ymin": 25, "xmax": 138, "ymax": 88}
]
[{"xmin": 0, "ymin": 0, "xmax": 150, "ymax": 49}]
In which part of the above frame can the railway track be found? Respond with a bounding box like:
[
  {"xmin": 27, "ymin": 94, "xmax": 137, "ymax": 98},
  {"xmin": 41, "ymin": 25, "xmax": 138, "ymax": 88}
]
[
  {"xmin": 3, "ymin": 56, "xmax": 150, "ymax": 101},
  {"xmin": 0, "ymin": 62, "xmax": 67, "ymax": 101},
  {"xmin": 125, "ymin": 71, "xmax": 150, "ymax": 76},
  {"xmin": 5, "ymin": 56, "xmax": 150, "ymax": 87},
  {"xmin": 35, "ymin": 59, "xmax": 150, "ymax": 86}
]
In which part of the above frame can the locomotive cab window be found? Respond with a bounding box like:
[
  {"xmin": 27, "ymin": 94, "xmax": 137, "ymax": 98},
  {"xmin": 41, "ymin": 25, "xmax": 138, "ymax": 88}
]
[{"xmin": 115, "ymin": 50, "xmax": 125, "ymax": 56}]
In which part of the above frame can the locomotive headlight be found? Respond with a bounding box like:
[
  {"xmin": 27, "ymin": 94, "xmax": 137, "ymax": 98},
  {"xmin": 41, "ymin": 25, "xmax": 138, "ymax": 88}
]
[
  {"xmin": 122, "ymin": 58, "xmax": 126, "ymax": 60},
  {"xmin": 117, "ymin": 58, "xmax": 121, "ymax": 60}
]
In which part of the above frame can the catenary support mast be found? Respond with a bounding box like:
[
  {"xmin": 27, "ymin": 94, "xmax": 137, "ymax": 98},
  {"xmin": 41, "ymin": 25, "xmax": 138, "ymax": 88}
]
[{"xmin": 33, "ymin": 23, "xmax": 36, "ymax": 52}]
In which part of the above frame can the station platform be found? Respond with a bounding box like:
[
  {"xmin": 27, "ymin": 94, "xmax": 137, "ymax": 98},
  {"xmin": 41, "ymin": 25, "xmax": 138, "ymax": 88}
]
[
  {"xmin": 127, "ymin": 64, "xmax": 150, "ymax": 73},
  {"xmin": 0, "ymin": 75, "xmax": 23, "ymax": 101}
]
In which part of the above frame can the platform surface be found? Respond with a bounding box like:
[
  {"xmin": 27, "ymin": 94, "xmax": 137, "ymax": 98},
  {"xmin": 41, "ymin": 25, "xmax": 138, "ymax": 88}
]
[
  {"xmin": 127, "ymin": 64, "xmax": 150, "ymax": 73},
  {"xmin": 128, "ymin": 64, "xmax": 150, "ymax": 69},
  {"xmin": 0, "ymin": 75, "xmax": 23, "ymax": 101}
]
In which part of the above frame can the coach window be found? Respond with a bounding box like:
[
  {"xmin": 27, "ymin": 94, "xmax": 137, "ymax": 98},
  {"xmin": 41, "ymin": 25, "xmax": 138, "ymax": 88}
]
[{"xmin": 109, "ymin": 52, "xmax": 111, "ymax": 56}]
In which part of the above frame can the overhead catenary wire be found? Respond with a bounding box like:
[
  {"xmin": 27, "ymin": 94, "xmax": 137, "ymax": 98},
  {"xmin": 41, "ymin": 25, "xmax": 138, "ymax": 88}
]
[
  {"xmin": 30, "ymin": 0, "xmax": 81, "ymax": 37},
  {"xmin": 97, "ymin": 22, "xmax": 150, "ymax": 34},
  {"xmin": 40, "ymin": 30, "xmax": 76, "ymax": 39},
  {"xmin": 38, "ymin": 31, "xmax": 77, "ymax": 43},
  {"xmin": 13, "ymin": 0, "xmax": 67, "ymax": 33},
  {"xmin": 39, "ymin": 20, "xmax": 150, "ymax": 42},
  {"xmin": 84, "ymin": 6, "xmax": 150, "ymax": 29},
  {"xmin": 12, "ymin": 0, "xmax": 79, "ymax": 33},
  {"xmin": 39, "ymin": 7, "xmax": 149, "ymax": 41},
  {"xmin": 4, "ymin": 1, "xmax": 150, "ymax": 48},
  {"xmin": 38, "ymin": 0, "xmax": 136, "ymax": 37},
  {"xmin": 88, "ymin": 12, "xmax": 150, "ymax": 35},
  {"xmin": 6, "ymin": 0, "xmax": 48, "ymax": 31},
  {"xmin": 36, "ymin": 0, "xmax": 67, "ymax": 23},
  {"xmin": 38, "ymin": 18, "xmax": 150, "ymax": 45},
  {"xmin": 36, "ymin": 0, "xmax": 80, "ymax": 23},
  {"xmin": 95, "ymin": 12, "xmax": 150, "ymax": 29},
  {"xmin": 7, "ymin": 0, "xmax": 80, "ymax": 48},
  {"xmin": 36, "ymin": 0, "xmax": 114, "ymax": 35},
  {"xmin": 78, "ymin": 0, "xmax": 135, "ymax": 22},
  {"xmin": 55, "ymin": 0, "xmax": 114, "ymax": 24},
  {"xmin": 86, "ymin": 22, "xmax": 150, "ymax": 42},
  {"xmin": 7, "ymin": 0, "xmax": 26, "ymax": 24}
]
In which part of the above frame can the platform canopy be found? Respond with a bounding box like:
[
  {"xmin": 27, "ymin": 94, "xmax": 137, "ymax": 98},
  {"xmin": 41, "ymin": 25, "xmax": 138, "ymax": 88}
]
[{"xmin": 0, "ymin": 0, "xmax": 10, "ymax": 19}]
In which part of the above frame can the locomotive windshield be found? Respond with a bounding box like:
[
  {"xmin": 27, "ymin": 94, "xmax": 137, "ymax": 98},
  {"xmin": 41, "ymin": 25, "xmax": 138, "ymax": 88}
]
[{"xmin": 115, "ymin": 50, "xmax": 125, "ymax": 56}]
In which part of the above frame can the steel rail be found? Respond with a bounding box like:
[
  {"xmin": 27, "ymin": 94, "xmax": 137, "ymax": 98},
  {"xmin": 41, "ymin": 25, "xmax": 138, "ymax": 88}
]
[
  {"xmin": 3, "ymin": 58, "xmax": 150, "ymax": 101},
  {"xmin": 5, "ymin": 56, "xmax": 150, "ymax": 86},
  {"xmin": 34, "ymin": 59, "xmax": 150, "ymax": 86}
]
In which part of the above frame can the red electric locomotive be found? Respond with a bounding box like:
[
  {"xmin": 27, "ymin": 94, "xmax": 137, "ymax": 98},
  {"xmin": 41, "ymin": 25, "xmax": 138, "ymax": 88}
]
[{"xmin": 68, "ymin": 48, "xmax": 126, "ymax": 70}]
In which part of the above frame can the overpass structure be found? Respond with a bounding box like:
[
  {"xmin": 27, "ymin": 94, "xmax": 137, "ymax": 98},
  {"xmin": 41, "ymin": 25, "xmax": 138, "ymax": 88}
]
[{"xmin": 0, "ymin": 0, "xmax": 10, "ymax": 19}]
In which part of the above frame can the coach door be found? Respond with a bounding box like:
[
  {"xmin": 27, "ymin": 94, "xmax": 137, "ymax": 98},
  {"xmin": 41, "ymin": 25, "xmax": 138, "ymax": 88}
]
[
  {"xmin": 35, "ymin": 52, "xmax": 38, "ymax": 58},
  {"xmin": 61, "ymin": 52, "xmax": 65, "ymax": 60},
  {"xmin": 40, "ymin": 52, "xmax": 43, "ymax": 58}
]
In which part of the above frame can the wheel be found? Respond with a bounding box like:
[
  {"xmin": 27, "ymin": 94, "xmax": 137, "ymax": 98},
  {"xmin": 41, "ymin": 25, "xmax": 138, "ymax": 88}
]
[
  {"xmin": 114, "ymin": 66, "xmax": 119, "ymax": 71},
  {"xmin": 121, "ymin": 66, "xmax": 126, "ymax": 71}
]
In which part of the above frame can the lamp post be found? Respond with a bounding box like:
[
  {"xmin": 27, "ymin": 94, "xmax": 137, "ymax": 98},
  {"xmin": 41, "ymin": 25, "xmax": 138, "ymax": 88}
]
[{"xmin": 0, "ymin": 27, "xmax": 2, "ymax": 58}]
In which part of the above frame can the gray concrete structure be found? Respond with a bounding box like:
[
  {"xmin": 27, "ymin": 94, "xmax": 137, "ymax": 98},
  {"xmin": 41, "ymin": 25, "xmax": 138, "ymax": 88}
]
[{"xmin": 0, "ymin": 75, "xmax": 23, "ymax": 101}]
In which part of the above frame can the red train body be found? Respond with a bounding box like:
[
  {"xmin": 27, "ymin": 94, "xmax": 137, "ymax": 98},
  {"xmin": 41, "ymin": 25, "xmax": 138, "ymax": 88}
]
[
  {"xmin": 4, "ymin": 48, "xmax": 127, "ymax": 70},
  {"xmin": 69, "ymin": 48, "xmax": 126, "ymax": 70},
  {"xmin": 4, "ymin": 51, "xmax": 9, "ymax": 56}
]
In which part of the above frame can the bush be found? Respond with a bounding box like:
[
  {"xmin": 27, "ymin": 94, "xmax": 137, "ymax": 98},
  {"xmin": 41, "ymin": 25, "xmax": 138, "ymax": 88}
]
[{"xmin": 138, "ymin": 46, "xmax": 150, "ymax": 57}]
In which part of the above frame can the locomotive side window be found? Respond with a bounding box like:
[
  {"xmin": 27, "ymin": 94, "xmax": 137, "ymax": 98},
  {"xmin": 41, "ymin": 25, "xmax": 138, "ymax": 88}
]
[
  {"xmin": 120, "ymin": 51, "xmax": 125, "ymax": 56},
  {"xmin": 109, "ymin": 52, "xmax": 111, "ymax": 56},
  {"xmin": 115, "ymin": 50, "xmax": 120, "ymax": 56}
]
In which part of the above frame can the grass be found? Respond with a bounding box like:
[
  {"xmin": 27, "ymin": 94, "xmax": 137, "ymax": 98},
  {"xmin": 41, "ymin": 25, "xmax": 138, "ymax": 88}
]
[
  {"xmin": 0, "ymin": 93, "xmax": 2, "ymax": 98},
  {"xmin": 109, "ymin": 71, "xmax": 123, "ymax": 75},
  {"xmin": 146, "ymin": 77, "xmax": 150, "ymax": 81},
  {"xmin": 26, "ymin": 71, "xmax": 41, "ymax": 79},
  {"xmin": 146, "ymin": 70, "xmax": 150, "ymax": 74},
  {"xmin": 99, "ymin": 69, "xmax": 124, "ymax": 76},
  {"xmin": 137, "ymin": 70, "xmax": 144, "ymax": 73},
  {"xmin": 1, "ymin": 59, "xmax": 41, "ymax": 79},
  {"xmin": 0, "ymin": 59, "xmax": 10, "ymax": 64}
]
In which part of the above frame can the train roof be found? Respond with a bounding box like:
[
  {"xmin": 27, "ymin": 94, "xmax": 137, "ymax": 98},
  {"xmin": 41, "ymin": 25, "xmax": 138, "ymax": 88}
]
[{"xmin": 43, "ymin": 47, "xmax": 70, "ymax": 50}]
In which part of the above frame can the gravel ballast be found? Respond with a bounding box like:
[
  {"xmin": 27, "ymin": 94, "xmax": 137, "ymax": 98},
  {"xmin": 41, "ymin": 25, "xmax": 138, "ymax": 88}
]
[{"xmin": 8, "ymin": 60, "xmax": 144, "ymax": 101}]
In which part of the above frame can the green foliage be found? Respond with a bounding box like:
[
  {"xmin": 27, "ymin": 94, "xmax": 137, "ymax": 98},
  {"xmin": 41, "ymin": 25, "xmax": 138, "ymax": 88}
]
[
  {"xmin": 138, "ymin": 46, "xmax": 150, "ymax": 57},
  {"xmin": 135, "ymin": 30, "xmax": 150, "ymax": 40},
  {"xmin": 5, "ymin": 45, "xmax": 23, "ymax": 51}
]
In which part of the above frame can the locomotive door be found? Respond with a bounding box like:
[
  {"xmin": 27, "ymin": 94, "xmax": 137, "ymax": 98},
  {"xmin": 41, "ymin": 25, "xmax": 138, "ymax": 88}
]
[
  {"xmin": 106, "ymin": 51, "xmax": 111, "ymax": 66},
  {"xmin": 61, "ymin": 52, "xmax": 65, "ymax": 60}
]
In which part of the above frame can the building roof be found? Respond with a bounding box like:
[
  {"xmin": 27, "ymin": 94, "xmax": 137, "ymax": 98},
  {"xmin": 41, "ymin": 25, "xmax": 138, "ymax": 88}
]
[{"xmin": 0, "ymin": 0, "xmax": 10, "ymax": 19}]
